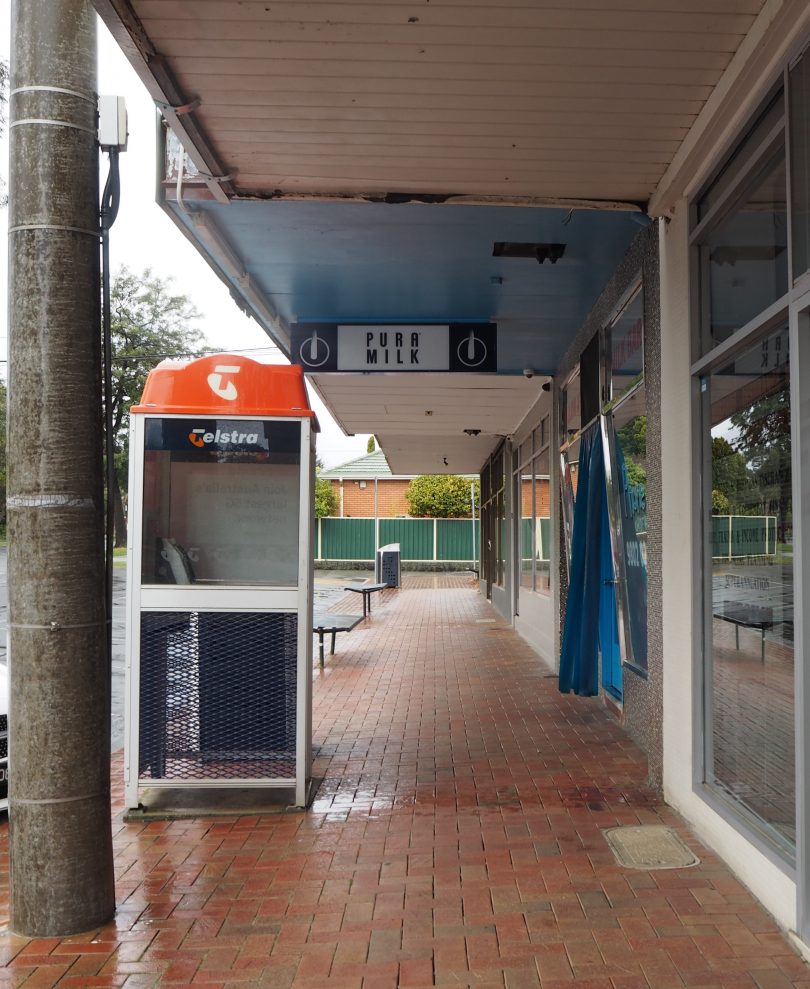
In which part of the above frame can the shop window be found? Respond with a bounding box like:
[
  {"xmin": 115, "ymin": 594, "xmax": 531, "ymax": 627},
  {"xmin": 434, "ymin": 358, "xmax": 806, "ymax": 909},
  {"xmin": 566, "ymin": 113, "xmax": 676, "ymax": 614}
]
[
  {"xmin": 560, "ymin": 434, "xmax": 581, "ymax": 562},
  {"xmin": 695, "ymin": 92, "xmax": 787, "ymax": 354},
  {"xmin": 561, "ymin": 367, "xmax": 581, "ymax": 445},
  {"xmin": 609, "ymin": 288, "xmax": 644, "ymax": 406},
  {"xmin": 606, "ymin": 386, "xmax": 647, "ymax": 671},
  {"xmin": 790, "ymin": 48, "xmax": 810, "ymax": 280},
  {"xmin": 533, "ymin": 445, "xmax": 551, "ymax": 594},
  {"xmin": 580, "ymin": 334, "xmax": 601, "ymax": 425},
  {"xmin": 699, "ymin": 154, "xmax": 787, "ymax": 349},
  {"xmin": 516, "ymin": 427, "xmax": 551, "ymax": 599},
  {"xmin": 702, "ymin": 324, "xmax": 794, "ymax": 848}
]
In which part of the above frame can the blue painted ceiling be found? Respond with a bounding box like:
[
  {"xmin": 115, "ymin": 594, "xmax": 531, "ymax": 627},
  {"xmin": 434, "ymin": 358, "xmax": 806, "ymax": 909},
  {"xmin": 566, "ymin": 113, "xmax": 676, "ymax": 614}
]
[{"xmin": 173, "ymin": 199, "xmax": 647, "ymax": 375}]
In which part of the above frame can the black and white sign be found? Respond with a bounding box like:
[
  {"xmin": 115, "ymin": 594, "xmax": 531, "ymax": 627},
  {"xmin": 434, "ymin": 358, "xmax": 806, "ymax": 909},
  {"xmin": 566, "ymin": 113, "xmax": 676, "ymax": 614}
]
[{"xmin": 291, "ymin": 323, "xmax": 497, "ymax": 373}]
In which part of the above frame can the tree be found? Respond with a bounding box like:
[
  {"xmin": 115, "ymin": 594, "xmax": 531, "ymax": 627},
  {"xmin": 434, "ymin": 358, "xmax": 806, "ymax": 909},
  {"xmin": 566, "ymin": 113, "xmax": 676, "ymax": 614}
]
[
  {"xmin": 315, "ymin": 471, "xmax": 339, "ymax": 518},
  {"xmin": 109, "ymin": 267, "xmax": 203, "ymax": 543},
  {"xmin": 406, "ymin": 475, "xmax": 480, "ymax": 518},
  {"xmin": 711, "ymin": 436, "xmax": 751, "ymax": 512},
  {"xmin": 617, "ymin": 415, "xmax": 646, "ymax": 459},
  {"xmin": 367, "ymin": 436, "xmax": 376, "ymax": 454},
  {"xmin": 729, "ymin": 387, "xmax": 791, "ymax": 538}
]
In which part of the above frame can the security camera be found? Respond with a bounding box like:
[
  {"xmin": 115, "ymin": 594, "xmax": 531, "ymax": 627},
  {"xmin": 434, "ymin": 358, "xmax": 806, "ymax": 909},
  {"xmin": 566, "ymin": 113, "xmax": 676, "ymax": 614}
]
[{"xmin": 523, "ymin": 367, "xmax": 534, "ymax": 379}]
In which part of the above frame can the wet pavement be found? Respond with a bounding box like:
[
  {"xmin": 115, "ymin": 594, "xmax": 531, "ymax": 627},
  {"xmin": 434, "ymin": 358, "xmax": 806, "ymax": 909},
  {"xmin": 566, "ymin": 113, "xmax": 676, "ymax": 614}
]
[
  {"xmin": 1, "ymin": 555, "xmax": 373, "ymax": 751},
  {"xmin": 0, "ymin": 574, "xmax": 807, "ymax": 987}
]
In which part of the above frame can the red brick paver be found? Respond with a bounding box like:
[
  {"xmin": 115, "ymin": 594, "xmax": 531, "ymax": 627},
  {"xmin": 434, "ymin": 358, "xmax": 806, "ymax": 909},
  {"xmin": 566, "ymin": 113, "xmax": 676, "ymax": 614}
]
[{"xmin": 0, "ymin": 578, "xmax": 806, "ymax": 987}]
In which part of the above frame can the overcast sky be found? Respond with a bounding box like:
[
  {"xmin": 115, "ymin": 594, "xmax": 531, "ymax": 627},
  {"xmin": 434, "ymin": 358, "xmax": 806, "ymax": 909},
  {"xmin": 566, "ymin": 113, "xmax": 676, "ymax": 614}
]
[{"xmin": 0, "ymin": 10, "xmax": 372, "ymax": 469}]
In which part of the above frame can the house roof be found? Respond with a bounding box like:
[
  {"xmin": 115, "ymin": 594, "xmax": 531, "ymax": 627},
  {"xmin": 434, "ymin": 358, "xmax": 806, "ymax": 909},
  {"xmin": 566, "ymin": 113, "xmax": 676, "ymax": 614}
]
[
  {"xmin": 320, "ymin": 450, "xmax": 394, "ymax": 480},
  {"xmin": 320, "ymin": 449, "xmax": 478, "ymax": 480}
]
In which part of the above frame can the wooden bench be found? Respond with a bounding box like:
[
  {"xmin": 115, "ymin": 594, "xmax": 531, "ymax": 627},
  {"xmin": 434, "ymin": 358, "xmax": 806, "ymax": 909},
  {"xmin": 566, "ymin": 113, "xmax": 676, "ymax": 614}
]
[
  {"xmin": 313, "ymin": 611, "xmax": 363, "ymax": 667},
  {"xmin": 343, "ymin": 581, "xmax": 388, "ymax": 618},
  {"xmin": 714, "ymin": 602, "xmax": 774, "ymax": 661}
]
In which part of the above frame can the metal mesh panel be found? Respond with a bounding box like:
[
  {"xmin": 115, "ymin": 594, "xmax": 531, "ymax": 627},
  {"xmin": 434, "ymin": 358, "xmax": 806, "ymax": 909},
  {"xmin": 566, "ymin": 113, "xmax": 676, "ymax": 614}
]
[{"xmin": 139, "ymin": 611, "xmax": 298, "ymax": 781}]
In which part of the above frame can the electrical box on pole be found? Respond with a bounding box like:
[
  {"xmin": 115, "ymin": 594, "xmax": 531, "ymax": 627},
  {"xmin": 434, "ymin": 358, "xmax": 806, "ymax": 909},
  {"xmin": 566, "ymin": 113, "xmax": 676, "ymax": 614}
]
[{"xmin": 124, "ymin": 356, "xmax": 317, "ymax": 812}]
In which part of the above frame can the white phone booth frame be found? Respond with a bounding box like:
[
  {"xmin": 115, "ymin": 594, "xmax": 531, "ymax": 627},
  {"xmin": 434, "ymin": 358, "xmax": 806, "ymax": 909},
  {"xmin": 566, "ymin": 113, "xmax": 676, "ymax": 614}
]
[{"xmin": 124, "ymin": 409, "xmax": 315, "ymax": 811}]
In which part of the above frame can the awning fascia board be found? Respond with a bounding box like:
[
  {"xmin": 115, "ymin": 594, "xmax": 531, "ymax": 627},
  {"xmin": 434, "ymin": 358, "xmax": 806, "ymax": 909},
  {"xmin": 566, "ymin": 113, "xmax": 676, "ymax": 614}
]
[{"xmin": 93, "ymin": 0, "xmax": 234, "ymax": 203}]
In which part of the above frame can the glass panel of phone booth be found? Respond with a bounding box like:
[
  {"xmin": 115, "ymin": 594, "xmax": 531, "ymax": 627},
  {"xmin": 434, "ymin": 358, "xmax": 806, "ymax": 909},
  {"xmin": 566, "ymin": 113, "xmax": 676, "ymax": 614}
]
[{"xmin": 141, "ymin": 418, "xmax": 301, "ymax": 586}]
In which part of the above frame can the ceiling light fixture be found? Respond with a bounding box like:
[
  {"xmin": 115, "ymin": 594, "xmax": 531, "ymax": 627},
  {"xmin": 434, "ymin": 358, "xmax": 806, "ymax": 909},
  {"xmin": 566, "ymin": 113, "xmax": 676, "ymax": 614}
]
[{"xmin": 492, "ymin": 241, "xmax": 566, "ymax": 265}]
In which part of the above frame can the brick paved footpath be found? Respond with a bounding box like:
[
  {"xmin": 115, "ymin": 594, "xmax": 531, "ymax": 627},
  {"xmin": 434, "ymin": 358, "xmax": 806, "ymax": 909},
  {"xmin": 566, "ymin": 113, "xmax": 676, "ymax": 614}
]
[{"xmin": 0, "ymin": 576, "xmax": 806, "ymax": 987}]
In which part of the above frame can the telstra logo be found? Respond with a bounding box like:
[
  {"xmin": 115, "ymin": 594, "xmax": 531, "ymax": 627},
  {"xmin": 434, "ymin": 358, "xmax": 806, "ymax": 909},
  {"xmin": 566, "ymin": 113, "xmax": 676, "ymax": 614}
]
[{"xmin": 187, "ymin": 427, "xmax": 260, "ymax": 447}]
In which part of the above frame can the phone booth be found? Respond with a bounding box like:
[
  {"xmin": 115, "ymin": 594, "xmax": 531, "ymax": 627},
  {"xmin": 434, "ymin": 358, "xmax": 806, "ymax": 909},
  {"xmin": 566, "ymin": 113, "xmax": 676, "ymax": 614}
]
[{"xmin": 124, "ymin": 355, "xmax": 317, "ymax": 812}]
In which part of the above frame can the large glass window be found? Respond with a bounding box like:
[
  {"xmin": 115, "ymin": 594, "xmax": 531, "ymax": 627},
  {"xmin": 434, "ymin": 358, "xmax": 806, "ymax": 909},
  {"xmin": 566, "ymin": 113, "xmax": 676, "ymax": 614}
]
[
  {"xmin": 695, "ymin": 91, "xmax": 787, "ymax": 354},
  {"xmin": 480, "ymin": 445, "xmax": 507, "ymax": 591},
  {"xmin": 703, "ymin": 327, "xmax": 794, "ymax": 846},
  {"xmin": 561, "ymin": 367, "xmax": 581, "ymax": 445},
  {"xmin": 790, "ymin": 49, "xmax": 810, "ymax": 280},
  {"xmin": 515, "ymin": 424, "xmax": 551, "ymax": 599},
  {"xmin": 606, "ymin": 386, "xmax": 647, "ymax": 671},
  {"xmin": 699, "ymin": 150, "xmax": 788, "ymax": 349},
  {"xmin": 141, "ymin": 418, "xmax": 301, "ymax": 586},
  {"xmin": 609, "ymin": 289, "xmax": 644, "ymax": 405}
]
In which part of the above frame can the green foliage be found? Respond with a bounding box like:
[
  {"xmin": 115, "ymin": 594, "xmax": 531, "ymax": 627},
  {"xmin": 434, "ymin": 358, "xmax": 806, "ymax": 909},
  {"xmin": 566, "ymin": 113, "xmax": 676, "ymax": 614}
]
[
  {"xmin": 315, "ymin": 473, "xmax": 338, "ymax": 518},
  {"xmin": 367, "ymin": 436, "xmax": 376, "ymax": 454},
  {"xmin": 405, "ymin": 475, "xmax": 480, "ymax": 518},
  {"xmin": 729, "ymin": 391, "xmax": 791, "ymax": 534},
  {"xmin": 108, "ymin": 268, "xmax": 203, "ymax": 542},
  {"xmin": 712, "ymin": 489, "xmax": 731, "ymax": 515},
  {"xmin": 110, "ymin": 266, "xmax": 203, "ymax": 470},
  {"xmin": 624, "ymin": 458, "xmax": 646, "ymax": 489},
  {"xmin": 617, "ymin": 415, "xmax": 646, "ymax": 458},
  {"xmin": 711, "ymin": 436, "xmax": 751, "ymax": 511}
]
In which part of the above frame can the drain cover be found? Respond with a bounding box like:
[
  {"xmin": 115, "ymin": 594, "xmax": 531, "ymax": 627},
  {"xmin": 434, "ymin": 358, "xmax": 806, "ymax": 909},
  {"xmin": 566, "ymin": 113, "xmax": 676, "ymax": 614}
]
[{"xmin": 603, "ymin": 826, "xmax": 699, "ymax": 869}]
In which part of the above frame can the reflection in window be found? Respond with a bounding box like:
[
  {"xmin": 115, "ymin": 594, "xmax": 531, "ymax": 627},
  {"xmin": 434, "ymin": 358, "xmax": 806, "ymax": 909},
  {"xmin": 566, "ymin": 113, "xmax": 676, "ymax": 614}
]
[
  {"xmin": 141, "ymin": 418, "xmax": 301, "ymax": 586},
  {"xmin": 699, "ymin": 150, "xmax": 787, "ymax": 349},
  {"xmin": 561, "ymin": 367, "xmax": 581, "ymax": 445},
  {"xmin": 520, "ymin": 469, "xmax": 533, "ymax": 590},
  {"xmin": 790, "ymin": 50, "xmax": 810, "ymax": 279},
  {"xmin": 496, "ymin": 490, "xmax": 505, "ymax": 586},
  {"xmin": 610, "ymin": 288, "xmax": 644, "ymax": 405},
  {"xmin": 560, "ymin": 435, "xmax": 581, "ymax": 562},
  {"xmin": 705, "ymin": 325, "xmax": 794, "ymax": 847},
  {"xmin": 609, "ymin": 387, "xmax": 647, "ymax": 670},
  {"xmin": 516, "ymin": 433, "xmax": 551, "ymax": 599},
  {"xmin": 533, "ymin": 447, "xmax": 551, "ymax": 594}
]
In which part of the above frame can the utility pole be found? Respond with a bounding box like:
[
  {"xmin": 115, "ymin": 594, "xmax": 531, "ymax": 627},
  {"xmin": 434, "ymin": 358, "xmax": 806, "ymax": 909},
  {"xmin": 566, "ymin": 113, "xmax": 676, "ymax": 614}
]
[{"xmin": 8, "ymin": 0, "xmax": 115, "ymax": 935}]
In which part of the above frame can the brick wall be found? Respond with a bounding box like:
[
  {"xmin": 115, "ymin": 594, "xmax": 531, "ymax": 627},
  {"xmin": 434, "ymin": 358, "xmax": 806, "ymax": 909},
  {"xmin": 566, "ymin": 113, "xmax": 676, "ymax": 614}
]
[
  {"xmin": 330, "ymin": 479, "xmax": 412, "ymax": 517},
  {"xmin": 330, "ymin": 478, "xmax": 551, "ymax": 519},
  {"xmin": 520, "ymin": 479, "xmax": 551, "ymax": 518}
]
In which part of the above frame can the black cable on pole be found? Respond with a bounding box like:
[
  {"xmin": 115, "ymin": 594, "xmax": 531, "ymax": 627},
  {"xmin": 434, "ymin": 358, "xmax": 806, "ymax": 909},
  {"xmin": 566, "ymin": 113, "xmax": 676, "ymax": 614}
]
[{"xmin": 100, "ymin": 148, "xmax": 120, "ymax": 682}]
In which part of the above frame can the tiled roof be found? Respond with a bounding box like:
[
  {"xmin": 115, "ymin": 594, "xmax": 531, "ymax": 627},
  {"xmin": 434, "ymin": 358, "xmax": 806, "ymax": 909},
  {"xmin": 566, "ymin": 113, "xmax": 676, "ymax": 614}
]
[{"xmin": 319, "ymin": 450, "xmax": 393, "ymax": 479}]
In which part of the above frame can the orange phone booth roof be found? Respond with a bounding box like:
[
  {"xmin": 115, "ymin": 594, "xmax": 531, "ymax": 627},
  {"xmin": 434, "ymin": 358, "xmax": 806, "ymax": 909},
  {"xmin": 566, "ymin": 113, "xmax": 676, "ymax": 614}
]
[{"xmin": 131, "ymin": 354, "xmax": 318, "ymax": 424}]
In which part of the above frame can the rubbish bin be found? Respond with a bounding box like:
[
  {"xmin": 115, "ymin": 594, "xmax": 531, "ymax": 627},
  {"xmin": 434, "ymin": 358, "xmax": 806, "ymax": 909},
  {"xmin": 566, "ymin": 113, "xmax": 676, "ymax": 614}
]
[{"xmin": 376, "ymin": 543, "xmax": 401, "ymax": 588}]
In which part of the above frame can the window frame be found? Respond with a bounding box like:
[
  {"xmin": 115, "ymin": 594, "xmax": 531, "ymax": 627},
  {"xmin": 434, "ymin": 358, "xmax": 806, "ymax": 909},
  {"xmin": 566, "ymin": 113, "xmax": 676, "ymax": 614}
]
[{"xmin": 688, "ymin": 71, "xmax": 810, "ymax": 868}]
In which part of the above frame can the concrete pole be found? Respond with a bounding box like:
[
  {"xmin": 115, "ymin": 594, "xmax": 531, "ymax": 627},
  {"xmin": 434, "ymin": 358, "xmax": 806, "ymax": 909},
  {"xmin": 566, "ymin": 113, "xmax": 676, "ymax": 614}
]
[{"xmin": 8, "ymin": 0, "xmax": 115, "ymax": 935}]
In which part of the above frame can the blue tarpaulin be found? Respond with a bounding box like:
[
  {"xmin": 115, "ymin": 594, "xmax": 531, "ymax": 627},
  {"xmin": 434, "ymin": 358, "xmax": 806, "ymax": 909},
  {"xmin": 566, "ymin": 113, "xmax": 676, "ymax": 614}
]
[{"xmin": 559, "ymin": 425, "xmax": 607, "ymax": 696}]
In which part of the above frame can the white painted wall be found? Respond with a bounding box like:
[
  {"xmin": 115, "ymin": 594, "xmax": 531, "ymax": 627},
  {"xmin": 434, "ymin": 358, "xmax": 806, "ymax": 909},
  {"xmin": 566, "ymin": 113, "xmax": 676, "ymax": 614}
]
[
  {"xmin": 659, "ymin": 202, "xmax": 796, "ymax": 931},
  {"xmin": 515, "ymin": 594, "xmax": 555, "ymax": 669}
]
